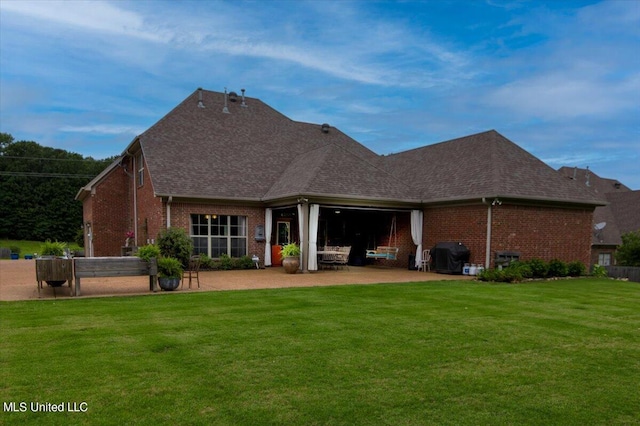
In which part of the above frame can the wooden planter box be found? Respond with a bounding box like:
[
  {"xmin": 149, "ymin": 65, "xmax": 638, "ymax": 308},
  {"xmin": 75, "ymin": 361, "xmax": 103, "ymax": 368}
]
[{"xmin": 35, "ymin": 257, "xmax": 73, "ymax": 297}]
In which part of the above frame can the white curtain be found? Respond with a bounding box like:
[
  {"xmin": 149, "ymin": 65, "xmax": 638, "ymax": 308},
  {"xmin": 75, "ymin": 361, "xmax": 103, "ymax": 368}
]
[
  {"xmin": 308, "ymin": 204, "xmax": 319, "ymax": 271},
  {"xmin": 297, "ymin": 204, "xmax": 304, "ymax": 266},
  {"xmin": 411, "ymin": 210, "xmax": 423, "ymax": 268},
  {"xmin": 264, "ymin": 208, "xmax": 272, "ymax": 266}
]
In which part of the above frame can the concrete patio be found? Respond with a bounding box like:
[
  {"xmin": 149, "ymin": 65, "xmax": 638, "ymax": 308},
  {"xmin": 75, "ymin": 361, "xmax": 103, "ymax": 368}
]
[{"xmin": 0, "ymin": 259, "xmax": 474, "ymax": 301}]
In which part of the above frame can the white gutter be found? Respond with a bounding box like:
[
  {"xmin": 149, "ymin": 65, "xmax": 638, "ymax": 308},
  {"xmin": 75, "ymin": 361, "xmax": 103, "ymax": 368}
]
[{"xmin": 166, "ymin": 196, "xmax": 173, "ymax": 229}]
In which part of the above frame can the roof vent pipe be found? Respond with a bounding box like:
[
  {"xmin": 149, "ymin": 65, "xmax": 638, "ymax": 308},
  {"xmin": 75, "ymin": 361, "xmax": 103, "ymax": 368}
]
[
  {"xmin": 229, "ymin": 91, "xmax": 238, "ymax": 102},
  {"xmin": 241, "ymin": 88, "xmax": 248, "ymax": 108},
  {"xmin": 585, "ymin": 166, "xmax": 590, "ymax": 187},
  {"xmin": 222, "ymin": 88, "xmax": 230, "ymax": 114},
  {"xmin": 197, "ymin": 87, "xmax": 205, "ymax": 108},
  {"xmin": 321, "ymin": 123, "xmax": 330, "ymax": 133}
]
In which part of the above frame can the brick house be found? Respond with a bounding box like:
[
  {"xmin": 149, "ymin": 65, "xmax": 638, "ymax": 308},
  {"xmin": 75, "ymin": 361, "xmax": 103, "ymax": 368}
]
[{"xmin": 76, "ymin": 88, "xmax": 604, "ymax": 271}]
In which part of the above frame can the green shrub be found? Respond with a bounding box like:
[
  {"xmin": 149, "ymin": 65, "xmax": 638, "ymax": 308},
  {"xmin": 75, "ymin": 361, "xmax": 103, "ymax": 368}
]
[
  {"xmin": 503, "ymin": 267, "xmax": 523, "ymax": 283},
  {"xmin": 508, "ymin": 261, "xmax": 533, "ymax": 279},
  {"xmin": 218, "ymin": 253, "xmax": 233, "ymax": 270},
  {"xmin": 9, "ymin": 245, "xmax": 20, "ymax": 255},
  {"xmin": 157, "ymin": 227, "xmax": 193, "ymax": 267},
  {"xmin": 477, "ymin": 268, "xmax": 505, "ymax": 282},
  {"xmin": 548, "ymin": 259, "xmax": 568, "ymax": 277},
  {"xmin": 616, "ymin": 230, "xmax": 640, "ymax": 266},
  {"xmin": 567, "ymin": 261, "xmax": 586, "ymax": 277},
  {"xmin": 198, "ymin": 253, "xmax": 214, "ymax": 270},
  {"xmin": 40, "ymin": 240, "xmax": 67, "ymax": 257},
  {"xmin": 136, "ymin": 244, "xmax": 161, "ymax": 262},
  {"xmin": 234, "ymin": 255, "xmax": 256, "ymax": 269},
  {"xmin": 591, "ymin": 264, "xmax": 608, "ymax": 278},
  {"xmin": 527, "ymin": 258, "xmax": 548, "ymax": 278},
  {"xmin": 157, "ymin": 257, "xmax": 183, "ymax": 278}
]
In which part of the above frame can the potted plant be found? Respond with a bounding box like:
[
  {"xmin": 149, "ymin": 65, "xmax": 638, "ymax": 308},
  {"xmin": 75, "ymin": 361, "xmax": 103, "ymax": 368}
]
[
  {"xmin": 36, "ymin": 240, "xmax": 72, "ymax": 287},
  {"xmin": 157, "ymin": 257, "xmax": 183, "ymax": 291},
  {"xmin": 9, "ymin": 246, "xmax": 20, "ymax": 260},
  {"xmin": 280, "ymin": 243, "xmax": 301, "ymax": 274}
]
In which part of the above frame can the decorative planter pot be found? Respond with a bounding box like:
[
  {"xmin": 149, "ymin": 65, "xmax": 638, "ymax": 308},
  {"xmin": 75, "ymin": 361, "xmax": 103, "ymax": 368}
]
[
  {"xmin": 158, "ymin": 277, "xmax": 181, "ymax": 291},
  {"xmin": 35, "ymin": 257, "xmax": 73, "ymax": 289},
  {"xmin": 282, "ymin": 256, "xmax": 300, "ymax": 274}
]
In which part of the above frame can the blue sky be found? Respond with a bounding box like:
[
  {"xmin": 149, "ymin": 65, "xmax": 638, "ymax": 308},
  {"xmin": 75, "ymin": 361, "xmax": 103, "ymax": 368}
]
[{"xmin": 1, "ymin": 0, "xmax": 638, "ymax": 189}]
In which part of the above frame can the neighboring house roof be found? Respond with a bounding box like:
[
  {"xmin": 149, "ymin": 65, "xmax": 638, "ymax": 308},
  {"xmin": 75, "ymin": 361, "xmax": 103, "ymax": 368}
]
[
  {"xmin": 382, "ymin": 130, "xmax": 603, "ymax": 205},
  {"xmin": 606, "ymin": 191, "xmax": 640, "ymax": 234},
  {"xmin": 558, "ymin": 166, "xmax": 636, "ymax": 246}
]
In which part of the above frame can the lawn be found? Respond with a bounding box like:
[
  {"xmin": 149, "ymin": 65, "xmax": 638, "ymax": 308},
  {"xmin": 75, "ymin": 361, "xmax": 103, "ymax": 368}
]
[
  {"xmin": 0, "ymin": 239, "xmax": 81, "ymax": 257},
  {"xmin": 1, "ymin": 279, "xmax": 639, "ymax": 425}
]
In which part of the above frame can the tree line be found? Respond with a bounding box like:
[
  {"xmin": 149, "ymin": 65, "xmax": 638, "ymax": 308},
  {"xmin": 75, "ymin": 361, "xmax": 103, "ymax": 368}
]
[{"xmin": 0, "ymin": 132, "xmax": 116, "ymax": 242}]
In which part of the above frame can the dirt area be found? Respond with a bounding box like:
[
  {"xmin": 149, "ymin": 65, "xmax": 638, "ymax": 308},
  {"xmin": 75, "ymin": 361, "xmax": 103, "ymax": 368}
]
[{"xmin": 0, "ymin": 259, "xmax": 472, "ymax": 301}]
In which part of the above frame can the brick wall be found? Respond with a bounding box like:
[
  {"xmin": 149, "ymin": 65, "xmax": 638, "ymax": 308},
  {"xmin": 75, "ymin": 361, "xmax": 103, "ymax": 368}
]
[
  {"xmin": 167, "ymin": 202, "xmax": 266, "ymax": 259},
  {"xmin": 424, "ymin": 204, "xmax": 488, "ymax": 265},
  {"xmin": 424, "ymin": 203, "xmax": 594, "ymax": 268},
  {"xmin": 491, "ymin": 204, "xmax": 593, "ymax": 266},
  {"xmin": 135, "ymin": 156, "xmax": 163, "ymax": 245},
  {"xmin": 87, "ymin": 165, "xmax": 132, "ymax": 256}
]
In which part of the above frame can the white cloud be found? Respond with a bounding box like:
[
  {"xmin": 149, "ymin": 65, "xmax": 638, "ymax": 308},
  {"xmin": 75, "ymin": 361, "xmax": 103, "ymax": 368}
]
[
  {"xmin": 0, "ymin": 0, "xmax": 169, "ymax": 42},
  {"xmin": 59, "ymin": 125, "xmax": 143, "ymax": 136}
]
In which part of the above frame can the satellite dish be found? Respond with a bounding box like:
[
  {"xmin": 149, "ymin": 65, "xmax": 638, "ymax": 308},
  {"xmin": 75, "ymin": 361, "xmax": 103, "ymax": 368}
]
[{"xmin": 594, "ymin": 222, "xmax": 607, "ymax": 231}]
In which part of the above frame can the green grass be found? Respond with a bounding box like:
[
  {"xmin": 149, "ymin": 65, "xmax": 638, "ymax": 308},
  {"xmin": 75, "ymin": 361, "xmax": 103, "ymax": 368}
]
[
  {"xmin": 1, "ymin": 279, "xmax": 639, "ymax": 425},
  {"xmin": 0, "ymin": 239, "xmax": 81, "ymax": 256}
]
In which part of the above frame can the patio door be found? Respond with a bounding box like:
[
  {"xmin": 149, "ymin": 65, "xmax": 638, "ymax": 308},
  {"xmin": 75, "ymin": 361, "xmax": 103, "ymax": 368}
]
[{"xmin": 276, "ymin": 221, "xmax": 291, "ymax": 246}]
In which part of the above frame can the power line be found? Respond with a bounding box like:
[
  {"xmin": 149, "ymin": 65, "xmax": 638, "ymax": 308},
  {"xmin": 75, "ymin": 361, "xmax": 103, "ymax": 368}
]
[
  {"xmin": 0, "ymin": 155, "xmax": 113, "ymax": 163},
  {"xmin": 0, "ymin": 171, "xmax": 97, "ymax": 179}
]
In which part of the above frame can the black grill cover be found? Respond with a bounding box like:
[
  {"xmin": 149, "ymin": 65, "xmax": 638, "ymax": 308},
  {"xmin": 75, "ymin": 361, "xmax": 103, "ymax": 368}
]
[{"xmin": 431, "ymin": 242, "xmax": 470, "ymax": 274}]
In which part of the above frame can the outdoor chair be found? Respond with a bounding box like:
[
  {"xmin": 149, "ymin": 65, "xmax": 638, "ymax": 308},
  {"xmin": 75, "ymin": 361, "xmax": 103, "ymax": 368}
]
[
  {"xmin": 182, "ymin": 255, "xmax": 201, "ymax": 289},
  {"xmin": 319, "ymin": 246, "xmax": 339, "ymax": 270},
  {"xmin": 334, "ymin": 246, "xmax": 351, "ymax": 270},
  {"xmin": 419, "ymin": 249, "xmax": 431, "ymax": 272}
]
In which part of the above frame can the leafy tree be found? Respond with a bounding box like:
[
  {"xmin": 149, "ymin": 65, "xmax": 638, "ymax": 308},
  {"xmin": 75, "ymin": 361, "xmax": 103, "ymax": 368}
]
[
  {"xmin": 0, "ymin": 133, "xmax": 114, "ymax": 241},
  {"xmin": 616, "ymin": 230, "xmax": 640, "ymax": 267}
]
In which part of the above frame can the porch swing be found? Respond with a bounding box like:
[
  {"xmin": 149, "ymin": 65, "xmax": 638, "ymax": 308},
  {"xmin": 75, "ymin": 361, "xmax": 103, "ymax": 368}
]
[{"xmin": 365, "ymin": 214, "xmax": 399, "ymax": 261}]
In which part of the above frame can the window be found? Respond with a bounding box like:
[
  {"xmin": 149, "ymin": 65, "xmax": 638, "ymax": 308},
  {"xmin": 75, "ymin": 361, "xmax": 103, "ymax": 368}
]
[
  {"xmin": 190, "ymin": 214, "xmax": 247, "ymax": 258},
  {"xmin": 137, "ymin": 153, "xmax": 144, "ymax": 187},
  {"xmin": 598, "ymin": 253, "xmax": 611, "ymax": 266}
]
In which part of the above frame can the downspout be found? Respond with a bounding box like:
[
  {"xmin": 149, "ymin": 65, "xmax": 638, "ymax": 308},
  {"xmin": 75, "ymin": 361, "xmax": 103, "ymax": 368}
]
[
  {"xmin": 166, "ymin": 196, "xmax": 173, "ymax": 229},
  {"xmin": 482, "ymin": 198, "xmax": 492, "ymax": 269},
  {"xmin": 132, "ymin": 155, "xmax": 138, "ymax": 245}
]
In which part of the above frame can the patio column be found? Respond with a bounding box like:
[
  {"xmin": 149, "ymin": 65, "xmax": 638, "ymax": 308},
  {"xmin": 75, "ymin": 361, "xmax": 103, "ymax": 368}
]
[
  {"xmin": 264, "ymin": 208, "xmax": 272, "ymax": 266},
  {"xmin": 411, "ymin": 210, "xmax": 423, "ymax": 268},
  {"xmin": 308, "ymin": 204, "xmax": 319, "ymax": 271}
]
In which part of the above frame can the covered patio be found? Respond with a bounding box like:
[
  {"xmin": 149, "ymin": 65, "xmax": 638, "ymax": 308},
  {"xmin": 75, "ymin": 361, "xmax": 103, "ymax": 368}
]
[{"xmin": 265, "ymin": 204, "xmax": 423, "ymax": 272}]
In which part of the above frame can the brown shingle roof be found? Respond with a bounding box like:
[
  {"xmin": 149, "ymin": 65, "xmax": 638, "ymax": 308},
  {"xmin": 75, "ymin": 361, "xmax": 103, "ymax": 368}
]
[
  {"xmin": 607, "ymin": 191, "xmax": 640, "ymax": 234},
  {"xmin": 138, "ymin": 89, "xmax": 379, "ymax": 201},
  {"xmin": 264, "ymin": 143, "xmax": 417, "ymax": 202},
  {"xmin": 127, "ymin": 90, "xmax": 604, "ymax": 207},
  {"xmin": 557, "ymin": 166, "xmax": 635, "ymax": 245},
  {"xmin": 382, "ymin": 130, "xmax": 603, "ymax": 204}
]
